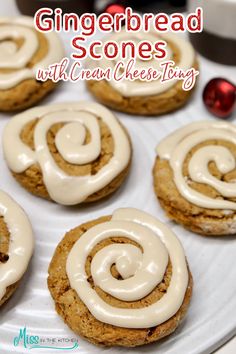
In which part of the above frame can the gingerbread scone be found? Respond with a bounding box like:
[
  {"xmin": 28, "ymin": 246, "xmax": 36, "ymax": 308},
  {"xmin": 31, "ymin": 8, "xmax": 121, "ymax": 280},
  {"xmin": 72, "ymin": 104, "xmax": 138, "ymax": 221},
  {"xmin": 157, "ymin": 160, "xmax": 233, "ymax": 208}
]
[
  {"xmin": 48, "ymin": 208, "xmax": 192, "ymax": 347},
  {"xmin": 0, "ymin": 190, "xmax": 33, "ymax": 307},
  {"xmin": 0, "ymin": 17, "xmax": 64, "ymax": 112},
  {"xmin": 87, "ymin": 30, "xmax": 198, "ymax": 116},
  {"xmin": 3, "ymin": 102, "xmax": 132, "ymax": 206},
  {"xmin": 153, "ymin": 120, "xmax": 236, "ymax": 236}
]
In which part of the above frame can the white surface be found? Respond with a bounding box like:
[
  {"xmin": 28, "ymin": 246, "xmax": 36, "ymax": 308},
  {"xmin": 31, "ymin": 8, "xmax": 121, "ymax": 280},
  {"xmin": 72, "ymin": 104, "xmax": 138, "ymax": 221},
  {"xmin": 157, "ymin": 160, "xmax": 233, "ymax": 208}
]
[
  {"xmin": 0, "ymin": 1, "xmax": 236, "ymax": 354},
  {"xmin": 216, "ymin": 337, "xmax": 236, "ymax": 354}
]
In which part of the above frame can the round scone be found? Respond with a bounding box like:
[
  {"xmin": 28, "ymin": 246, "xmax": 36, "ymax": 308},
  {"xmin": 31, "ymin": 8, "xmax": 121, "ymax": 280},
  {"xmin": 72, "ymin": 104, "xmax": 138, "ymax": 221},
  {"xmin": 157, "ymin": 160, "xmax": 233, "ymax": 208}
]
[
  {"xmin": 48, "ymin": 208, "xmax": 192, "ymax": 347},
  {"xmin": 0, "ymin": 190, "xmax": 34, "ymax": 307},
  {"xmin": 153, "ymin": 120, "xmax": 236, "ymax": 236},
  {"xmin": 3, "ymin": 102, "xmax": 132, "ymax": 206},
  {"xmin": 87, "ymin": 29, "xmax": 198, "ymax": 116},
  {"xmin": 0, "ymin": 16, "xmax": 64, "ymax": 112}
]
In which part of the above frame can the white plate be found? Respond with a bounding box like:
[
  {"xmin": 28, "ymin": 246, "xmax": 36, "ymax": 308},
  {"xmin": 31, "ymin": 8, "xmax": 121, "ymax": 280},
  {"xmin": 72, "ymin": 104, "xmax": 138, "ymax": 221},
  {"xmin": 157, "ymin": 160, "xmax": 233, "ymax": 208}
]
[{"xmin": 0, "ymin": 8, "xmax": 236, "ymax": 354}]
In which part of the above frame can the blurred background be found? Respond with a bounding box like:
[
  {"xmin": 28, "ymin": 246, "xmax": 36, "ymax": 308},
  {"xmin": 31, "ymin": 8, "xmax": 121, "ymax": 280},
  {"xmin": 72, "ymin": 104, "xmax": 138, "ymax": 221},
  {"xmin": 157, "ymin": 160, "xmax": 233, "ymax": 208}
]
[{"xmin": 15, "ymin": 0, "xmax": 187, "ymax": 16}]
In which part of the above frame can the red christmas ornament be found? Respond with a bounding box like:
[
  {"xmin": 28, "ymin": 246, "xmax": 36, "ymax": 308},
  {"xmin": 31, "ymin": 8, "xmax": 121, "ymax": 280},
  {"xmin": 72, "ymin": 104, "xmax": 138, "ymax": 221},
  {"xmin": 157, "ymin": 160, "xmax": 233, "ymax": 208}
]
[
  {"xmin": 203, "ymin": 78, "xmax": 236, "ymax": 118},
  {"xmin": 104, "ymin": 3, "xmax": 126, "ymax": 17}
]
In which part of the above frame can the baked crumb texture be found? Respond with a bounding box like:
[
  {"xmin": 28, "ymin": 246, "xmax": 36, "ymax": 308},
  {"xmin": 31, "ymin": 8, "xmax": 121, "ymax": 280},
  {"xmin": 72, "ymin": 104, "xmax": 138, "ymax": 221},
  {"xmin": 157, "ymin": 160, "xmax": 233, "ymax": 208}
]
[
  {"xmin": 12, "ymin": 118, "xmax": 131, "ymax": 204},
  {"xmin": 0, "ymin": 217, "xmax": 19, "ymax": 306},
  {"xmin": 48, "ymin": 216, "xmax": 192, "ymax": 347},
  {"xmin": 87, "ymin": 39, "xmax": 198, "ymax": 116},
  {"xmin": 0, "ymin": 31, "xmax": 56, "ymax": 112},
  {"xmin": 153, "ymin": 139, "xmax": 236, "ymax": 236}
]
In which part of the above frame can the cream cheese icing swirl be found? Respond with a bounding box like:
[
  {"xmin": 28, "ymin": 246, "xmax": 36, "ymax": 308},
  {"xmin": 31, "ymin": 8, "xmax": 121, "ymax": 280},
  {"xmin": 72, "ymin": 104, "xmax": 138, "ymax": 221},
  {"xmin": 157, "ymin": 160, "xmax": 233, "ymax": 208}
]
[
  {"xmin": 3, "ymin": 102, "xmax": 131, "ymax": 205},
  {"xmin": 0, "ymin": 190, "xmax": 34, "ymax": 301},
  {"xmin": 87, "ymin": 30, "xmax": 195, "ymax": 97},
  {"xmin": 156, "ymin": 120, "xmax": 236, "ymax": 210},
  {"xmin": 66, "ymin": 208, "xmax": 189, "ymax": 328},
  {"xmin": 0, "ymin": 16, "xmax": 64, "ymax": 90}
]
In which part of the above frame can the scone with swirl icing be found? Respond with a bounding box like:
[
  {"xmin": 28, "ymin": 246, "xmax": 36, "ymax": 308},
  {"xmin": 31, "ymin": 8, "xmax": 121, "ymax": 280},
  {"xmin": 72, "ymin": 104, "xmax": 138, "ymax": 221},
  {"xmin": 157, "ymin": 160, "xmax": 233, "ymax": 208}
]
[
  {"xmin": 87, "ymin": 29, "xmax": 198, "ymax": 116},
  {"xmin": 0, "ymin": 17, "xmax": 64, "ymax": 112},
  {"xmin": 48, "ymin": 208, "xmax": 192, "ymax": 347},
  {"xmin": 3, "ymin": 102, "xmax": 132, "ymax": 206},
  {"xmin": 0, "ymin": 190, "xmax": 34, "ymax": 306},
  {"xmin": 153, "ymin": 121, "xmax": 236, "ymax": 236}
]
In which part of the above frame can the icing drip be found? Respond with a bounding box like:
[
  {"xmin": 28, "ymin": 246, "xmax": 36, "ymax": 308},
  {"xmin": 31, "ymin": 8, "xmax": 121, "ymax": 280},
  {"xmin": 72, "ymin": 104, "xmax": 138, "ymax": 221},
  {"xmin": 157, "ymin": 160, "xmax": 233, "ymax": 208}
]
[
  {"xmin": 87, "ymin": 30, "xmax": 195, "ymax": 97},
  {"xmin": 0, "ymin": 190, "xmax": 34, "ymax": 301},
  {"xmin": 0, "ymin": 16, "xmax": 64, "ymax": 89},
  {"xmin": 66, "ymin": 208, "xmax": 189, "ymax": 328},
  {"xmin": 3, "ymin": 102, "xmax": 131, "ymax": 205},
  {"xmin": 156, "ymin": 120, "xmax": 236, "ymax": 210}
]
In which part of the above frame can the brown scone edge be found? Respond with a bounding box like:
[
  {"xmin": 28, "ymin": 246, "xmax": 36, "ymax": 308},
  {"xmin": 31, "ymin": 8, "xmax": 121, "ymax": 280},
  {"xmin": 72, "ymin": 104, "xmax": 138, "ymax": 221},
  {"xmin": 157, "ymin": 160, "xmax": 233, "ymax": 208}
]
[
  {"xmin": 10, "ymin": 117, "xmax": 132, "ymax": 204},
  {"xmin": 153, "ymin": 139, "xmax": 236, "ymax": 236},
  {"xmin": 48, "ymin": 215, "xmax": 193, "ymax": 347},
  {"xmin": 0, "ymin": 29, "xmax": 57, "ymax": 112},
  {"xmin": 0, "ymin": 217, "xmax": 19, "ymax": 307},
  {"xmin": 87, "ymin": 38, "xmax": 198, "ymax": 116}
]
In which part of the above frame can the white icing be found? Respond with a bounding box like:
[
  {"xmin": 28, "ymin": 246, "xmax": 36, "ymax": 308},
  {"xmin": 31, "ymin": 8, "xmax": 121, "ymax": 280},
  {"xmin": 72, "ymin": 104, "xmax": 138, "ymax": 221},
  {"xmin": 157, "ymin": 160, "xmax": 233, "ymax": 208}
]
[
  {"xmin": 87, "ymin": 30, "xmax": 195, "ymax": 97},
  {"xmin": 156, "ymin": 120, "xmax": 236, "ymax": 210},
  {"xmin": 0, "ymin": 16, "xmax": 64, "ymax": 89},
  {"xmin": 66, "ymin": 208, "xmax": 189, "ymax": 328},
  {"xmin": 0, "ymin": 190, "xmax": 34, "ymax": 301},
  {"xmin": 188, "ymin": 0, "xmax": 236, "ymax": 40},
  {"xmin": 3, "ymin": 102, "xmax": 131, "ymax": 206}
]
